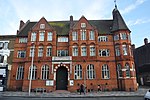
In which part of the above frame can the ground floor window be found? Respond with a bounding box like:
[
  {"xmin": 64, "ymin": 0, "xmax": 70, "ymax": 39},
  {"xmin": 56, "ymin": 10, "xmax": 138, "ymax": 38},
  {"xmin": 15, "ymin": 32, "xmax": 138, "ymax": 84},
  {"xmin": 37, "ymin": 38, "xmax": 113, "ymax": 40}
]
[
  {"xmin": 87, "ymin": 64, "xmax": 95, "ymax": 79},
  {"xmin": 16, "ymin": 66, "xmax": 24, "ymax": 80},
  {"xmin": 28, "ymin": 65, "xmax": 37, "ymax": 80},
  {"xmin": 74, "ymin": 64, "xmax": 82, "ymax": 79}
]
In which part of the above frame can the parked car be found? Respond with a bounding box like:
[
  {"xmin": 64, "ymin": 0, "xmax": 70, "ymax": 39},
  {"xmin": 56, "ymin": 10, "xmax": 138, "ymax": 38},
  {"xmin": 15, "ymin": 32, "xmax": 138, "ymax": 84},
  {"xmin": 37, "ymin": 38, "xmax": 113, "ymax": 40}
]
[{"xmin": 144, "ymin": 89, "xmax": 150, "ymax": 100}]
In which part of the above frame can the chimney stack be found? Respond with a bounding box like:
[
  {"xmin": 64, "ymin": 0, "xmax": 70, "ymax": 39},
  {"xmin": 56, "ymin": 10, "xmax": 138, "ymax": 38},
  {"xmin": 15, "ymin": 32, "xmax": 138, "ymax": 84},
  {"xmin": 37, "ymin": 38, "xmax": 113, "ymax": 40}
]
[
  {"xmin": 70, "ymin": 15, "xmax": 73, "ymax": 29},
  {"xmin": 19, "ymin": 20, "xmax": 25, "ymax": 30},
  {"xmin": 144, "ymin": 38, "xmax": 148, "ymax": 45}
]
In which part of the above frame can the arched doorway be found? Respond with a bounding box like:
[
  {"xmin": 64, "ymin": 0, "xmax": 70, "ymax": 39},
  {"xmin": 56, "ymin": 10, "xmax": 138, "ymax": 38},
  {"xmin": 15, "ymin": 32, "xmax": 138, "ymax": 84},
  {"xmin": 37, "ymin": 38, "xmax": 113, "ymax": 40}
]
[{"xmin": 56, "ymin": 66, "xmax": 68, "ymax": 90}]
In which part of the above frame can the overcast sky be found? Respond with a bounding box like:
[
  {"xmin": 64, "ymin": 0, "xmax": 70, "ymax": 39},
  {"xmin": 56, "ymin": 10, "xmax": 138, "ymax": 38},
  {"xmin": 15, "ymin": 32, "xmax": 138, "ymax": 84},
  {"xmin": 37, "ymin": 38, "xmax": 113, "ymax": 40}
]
[{"xmin": 0, "ymin": 0, "xmax": 150, "ymax": 48}]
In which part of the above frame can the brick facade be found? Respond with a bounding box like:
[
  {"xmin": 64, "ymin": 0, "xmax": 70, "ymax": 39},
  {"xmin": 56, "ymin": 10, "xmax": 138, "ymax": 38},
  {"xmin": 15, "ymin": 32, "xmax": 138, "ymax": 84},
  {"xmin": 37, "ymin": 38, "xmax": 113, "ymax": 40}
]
[{"xmin": 9, "ymin": 7, "xmax": 137, "ymax": 92}]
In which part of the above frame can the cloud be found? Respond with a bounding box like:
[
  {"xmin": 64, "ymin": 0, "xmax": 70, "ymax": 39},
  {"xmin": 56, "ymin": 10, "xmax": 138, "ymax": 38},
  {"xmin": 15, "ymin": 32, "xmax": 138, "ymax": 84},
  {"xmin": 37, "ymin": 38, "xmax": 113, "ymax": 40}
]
[
  {"xmin": 120, "ymin": 0, "xmax": 147, "ymax": 14},
  {"xmin": 127, "ymin": 18, "xmax": 150, "ymax": 26}
]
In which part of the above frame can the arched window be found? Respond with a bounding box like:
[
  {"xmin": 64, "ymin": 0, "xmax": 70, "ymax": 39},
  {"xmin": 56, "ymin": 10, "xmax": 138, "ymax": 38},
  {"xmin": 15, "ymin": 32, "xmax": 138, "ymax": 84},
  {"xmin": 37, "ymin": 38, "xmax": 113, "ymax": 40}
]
[
  {"xmin": 74, "ymin": 64, "xmax": 82, "ymax": 79},
  {"xmin": 42, "ymin": 65, "xmax": 49, "ymax": 80},
  {"xmin": 125, "ymin": 63, "xmax": 130, "ymax": 77},
  {"xmin": 28, "ymin": 65, "xmax": 37, "ymax": 80},
  {"xmin": 87, "ymin": 64, "xmax": 95, "ymax": 79},
  {"xmin": 122, "ymin": 44, "xmax": 128, "ymax": 55},
  {"xmin": 16, "ymin": 66, "xmax": 24, "ymax": 80},
  {"xmin": 102, "ymin": 64, "xmax": 110, "ymax": 79},
  {"xmin": 117, "ymin": 64, "xmax": 122, "ymax": 78}
]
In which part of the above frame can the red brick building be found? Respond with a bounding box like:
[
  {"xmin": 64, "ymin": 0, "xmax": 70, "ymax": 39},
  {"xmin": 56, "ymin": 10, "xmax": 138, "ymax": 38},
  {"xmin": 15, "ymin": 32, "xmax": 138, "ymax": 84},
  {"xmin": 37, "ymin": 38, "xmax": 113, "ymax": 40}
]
[{"xmin": 9, "ymin": 7, "xmax": 137, "ymax": 92}]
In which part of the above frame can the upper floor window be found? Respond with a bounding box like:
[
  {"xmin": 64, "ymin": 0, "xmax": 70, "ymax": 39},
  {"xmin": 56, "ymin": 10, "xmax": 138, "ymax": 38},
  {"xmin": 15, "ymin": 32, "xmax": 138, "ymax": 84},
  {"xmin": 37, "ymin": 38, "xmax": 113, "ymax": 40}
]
[
  {"xmin": 72, "ymin": 31, "xmax": 78, "ymax": 41},
  {"xmin": 87, "ymin": 64, "xmax": 95, "ymax": 79},
  {"xmin": 120, "ymin": 33, "xmax": 127, "ymax": 40},
  {"xmin": 38, "ymin": 46, "xmax": 43, "ymax": 57},
  {"xmin": 122, "ymin": 44, "xmax": 128, "ymax": 55},
  {"xmin": 19, "ymin": 38, "xmax": 27, "ymax": 43},
  {"xmin": 102, "ymin": 64, "xmax": 110, "ymax": 79},
  {"xmin": 0, "ymin": 55, "xmax": 4, "ymax": 63},
  {"xmin": 89, "ymin": 31, "xmax": 95, "ymax": 40},
  {"xmin": 115, "ymin": 45, "xmax": 120, "ymax": 56},
  {"xmin": 3, "ymin": 42, "xmax": 8, "ymax": 49},
  {"xmin": 47, "ymin": 32, "xmax": 53, "ymax": 41},
  {"xmin": 39, "ymin": 32, "xmax": 44, "ymax": 41},
  {"xmin": 41, "ymin": 65, "xmax": 49, "ymax": 80},
  {"xmin": 117, "ymin": 64, "xmax": 122, "ymax": 78},
  {"xmin": 40, "ymin": 24, "xmax": 45, "ymax": 29},
  {"xmin": 16, "ymin": 66, "xmax": 24, "ymax": 80},
  {"xmin": 128, "ymin": 34, "xmax": 131, "ymax": 41},
  {"xmin": 0, "ymin": 42, "xmax": 3, "ymax": 49},
  {"xmin": 31, "ymin": 32, "xmax": 36, "ymax": 41},
  {"xmin": 58, "ymin": 37, "xmax": 68, "ymax": 42},
  {"xmin": 17, "ymin": 50, "xmax": 26, "ymax": 58},
  {"xmin": 57, "ymin": 50, "xmax": 68, "ymax": 56},
  {"xmin": 30, "ymin": 46, "xmax": 35, "ymax": 57},
  {"xmin": 98, "ymin": 36, "xmax": 108, "ymax": 42},
  {"xmin": 114, "ymin": 34, "xmax": 119, "ymax": 41},
  {"xmin": 72, "ymin": 46, "xmax": 78, "ymax": 56},
  {"xmin": 46, "ymin": 46, "xmax": 52, "ymax": 57},
  {"xmin": 125, "ymin": 63, "xmax": 130, "ymax": 78},
  {"xmin": 81, "ymin": 23, "xmax": 86, "ymax": 28},
  {"xmin": 99, "ymin": 49, "xmax": 110, "ymax": 57},
  {"xmin": 74, "ymin": 64, "xmax": 82, "ymax": 79},
  {"xmin": 81, "ymin": 46, "xmax": 86, "ymax": 56},
  {"xmin": 81, "ymin": 30, "xmax": 86, "ymax": 40},
  {"xmin": 90, "ymin": 46, "xmax": 95, "ymax": 56}
]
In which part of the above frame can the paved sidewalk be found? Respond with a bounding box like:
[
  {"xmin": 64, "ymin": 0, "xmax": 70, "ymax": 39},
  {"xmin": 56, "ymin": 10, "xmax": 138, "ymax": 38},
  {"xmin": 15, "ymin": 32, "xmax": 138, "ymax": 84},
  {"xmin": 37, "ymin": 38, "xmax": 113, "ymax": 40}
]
[{"xmin": 0, "ymin": 87, "xmax": 149, "ymax": 98}]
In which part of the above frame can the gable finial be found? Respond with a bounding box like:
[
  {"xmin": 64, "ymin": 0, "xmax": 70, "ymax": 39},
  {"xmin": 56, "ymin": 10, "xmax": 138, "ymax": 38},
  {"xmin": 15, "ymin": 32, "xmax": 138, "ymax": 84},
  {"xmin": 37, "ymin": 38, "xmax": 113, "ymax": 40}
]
[{"xmin": 114, "ymin": 0, "xmax": 117, "ymax": 9}]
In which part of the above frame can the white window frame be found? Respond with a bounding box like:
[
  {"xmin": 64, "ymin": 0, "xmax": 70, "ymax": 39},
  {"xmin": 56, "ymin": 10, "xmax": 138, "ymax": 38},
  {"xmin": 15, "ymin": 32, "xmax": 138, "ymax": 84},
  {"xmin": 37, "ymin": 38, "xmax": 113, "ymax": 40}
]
[
  {"xmin": 117, "ymin": 64, "xmax": 123, "ymax": 78},
  {"xmin": 102, "ymin": 64, "xmax": 110, "ymax": 79},
  {"xmin": 41, "ymin": 65, "xmax": 49, "ymax": 80},
  {"xmin": 19, "ymin": 38, "xmax": 27, "ymax": 43},
  {"xmin": 46, "ymin": 46, "xmax": 52, "ymax": 57},
  {"xmin": 40, "ymin": 24, "xmax": 45, "ymax": 29},
  {"xmin": 81, "ymin": 23, "xmax": 86, "ymax": 28},
  {"xmin": 98, "ymin": 36, "xmax": 108, "ymax": 42},
  {"xmin": 122, "ymin": 44, "xmax": 128, "ymax": 55},
  {"xmin": 4, "ymin": 42, "xmax": 8, "ymax": 49},
  {"xmin": 38, "ymin": 46, "xmax": 43, "ymax": 57},
  {"xmin": 72, "ymin": 46, "xmax": 78, "ymax": 56},
  {"xmin": 57, "ymin": 50, "xmax": 68, "ymax": 56},
  {"xmin": 58, "ymin": 37, "xmax": 68, "ymax": 42},
  {"xmin": 74, "ymin": 64, "xmax": 82, "ymax": 79},
  {"xmin": 87, "ymin": 64, "xmax": 95, "ymax": 79},
  {"xmin": 31, "ymin": 32, "xmax": 36, "ymax": 41},
  {"xmin": 114, "ymin": 34, "xmax": 119, "ymax": 41},
  {"xmin": 89, "ymin": 31, "xmax": 95, "ymax": 40},
  {"xmin": 81, "ymin": 30, "xmax": 86, "ymax": 40},
  {"xmin": 120, "ymin": 33, "xmax": 127, "ymax": 40},
  {"xmin": 125, "ymin": 63, "xmax": 130, "ymax": 78},
  {"xmin": 99, "ymin": 49, "xmax": 110, "ymax": 57},
  {"xmin": 115, "ymin": 45, "xmax": 120, "ymax": 56},
  {"xmin": 28, "ymin": 65, "xmax": 37, "ymax": 80},
  {"xmin": 72, "ymin": 31, "xmax": 78, "ymax": 41},
  {"xmin": 90, "ymin": 46, "xmax": 95, "ymax": 56},
  {"xmin": 16, "ymin": 66, "xmax": 24, "ymax": 80},
  {"xmin": 17, "ymin": 50, "xmax": 26, "ymax": 58},
  {"xmin": 47, "ymin": 32, "xmax": 53, "ymax": 41},
  {"xmin": 30, "ymin": 46, "xmax": 35, "ymax": 57},
  {"xmin": 39, "ymin": 32, "xmax": 44, "ymax": 41},
  {"xmin": 81, "ymin": 46, "xmax": 87, "ymax": 56}
]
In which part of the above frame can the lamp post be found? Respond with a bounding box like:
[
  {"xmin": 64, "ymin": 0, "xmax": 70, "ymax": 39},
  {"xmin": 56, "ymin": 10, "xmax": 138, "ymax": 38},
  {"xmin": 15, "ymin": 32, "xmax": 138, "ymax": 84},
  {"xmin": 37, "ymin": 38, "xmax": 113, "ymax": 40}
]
[{"xmin": 29, "ymin": 45, "xmax": 35, "ymax": 96}]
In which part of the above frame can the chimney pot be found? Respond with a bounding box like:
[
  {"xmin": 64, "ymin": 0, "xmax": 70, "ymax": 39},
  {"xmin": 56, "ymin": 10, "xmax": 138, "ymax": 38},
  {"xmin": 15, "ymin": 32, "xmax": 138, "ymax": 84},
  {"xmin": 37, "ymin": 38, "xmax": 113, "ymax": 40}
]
[{"xmin": 144, "ymin": 38, "xmax": 148, "ymax": 45}]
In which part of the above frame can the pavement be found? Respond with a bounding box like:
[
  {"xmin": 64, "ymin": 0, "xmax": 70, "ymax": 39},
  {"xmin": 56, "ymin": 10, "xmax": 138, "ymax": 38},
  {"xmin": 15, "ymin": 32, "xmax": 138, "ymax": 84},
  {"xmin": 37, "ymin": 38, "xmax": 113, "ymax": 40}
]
[{"xmin": 0, "ymin": 86, "xmax": 149, "ymax": 98}]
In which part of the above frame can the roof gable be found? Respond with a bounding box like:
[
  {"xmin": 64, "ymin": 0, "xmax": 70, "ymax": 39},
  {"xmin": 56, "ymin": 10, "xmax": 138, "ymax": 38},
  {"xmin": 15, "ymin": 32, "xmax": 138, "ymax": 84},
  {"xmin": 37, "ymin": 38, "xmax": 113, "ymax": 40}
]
[
  {"xmin": 32, "ymin": 17, "xmax": 54, "ymax": 31},
  {"xmin": 73, "ymin": 16, "xmax": 94, "ymax": 30}
]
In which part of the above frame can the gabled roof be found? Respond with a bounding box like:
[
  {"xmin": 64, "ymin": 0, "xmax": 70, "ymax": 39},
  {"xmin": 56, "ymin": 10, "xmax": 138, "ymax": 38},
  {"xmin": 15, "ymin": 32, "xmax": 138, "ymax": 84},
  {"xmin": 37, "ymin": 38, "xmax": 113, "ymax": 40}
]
[
  {"xmin": 17, "ymin": 22, "xmax": 36, "ymax": 37},
  {"xmin": 111, "ymin": 8, "xmax": 130, "ymax": 32}
]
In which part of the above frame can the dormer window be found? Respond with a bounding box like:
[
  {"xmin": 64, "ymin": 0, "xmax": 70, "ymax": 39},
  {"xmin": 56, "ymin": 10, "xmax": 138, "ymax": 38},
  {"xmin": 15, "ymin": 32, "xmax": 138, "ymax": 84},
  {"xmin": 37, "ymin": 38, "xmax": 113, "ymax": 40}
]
[
  {"xmin": 40, "ymin": 24, "xmax": 45, "ymax": 29},
  {"xmin": 81, "ymin": 23, "xmax": 86, "ymax": 28}
]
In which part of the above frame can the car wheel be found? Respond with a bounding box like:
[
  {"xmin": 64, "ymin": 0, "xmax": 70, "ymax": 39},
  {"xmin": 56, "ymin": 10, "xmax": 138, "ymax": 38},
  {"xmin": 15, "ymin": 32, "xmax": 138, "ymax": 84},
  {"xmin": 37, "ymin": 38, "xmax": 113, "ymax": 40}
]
[{"xmin": 145, "ymin": 98, "xmax": 149, "ymax": 100}]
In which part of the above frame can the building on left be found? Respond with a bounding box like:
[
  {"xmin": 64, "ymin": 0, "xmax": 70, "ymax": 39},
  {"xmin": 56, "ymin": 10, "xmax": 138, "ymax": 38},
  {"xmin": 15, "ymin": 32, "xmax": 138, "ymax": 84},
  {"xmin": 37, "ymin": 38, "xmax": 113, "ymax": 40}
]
[{"xmin": 0, "ymin": 35, "xmax": 16, "ymax": 91}]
